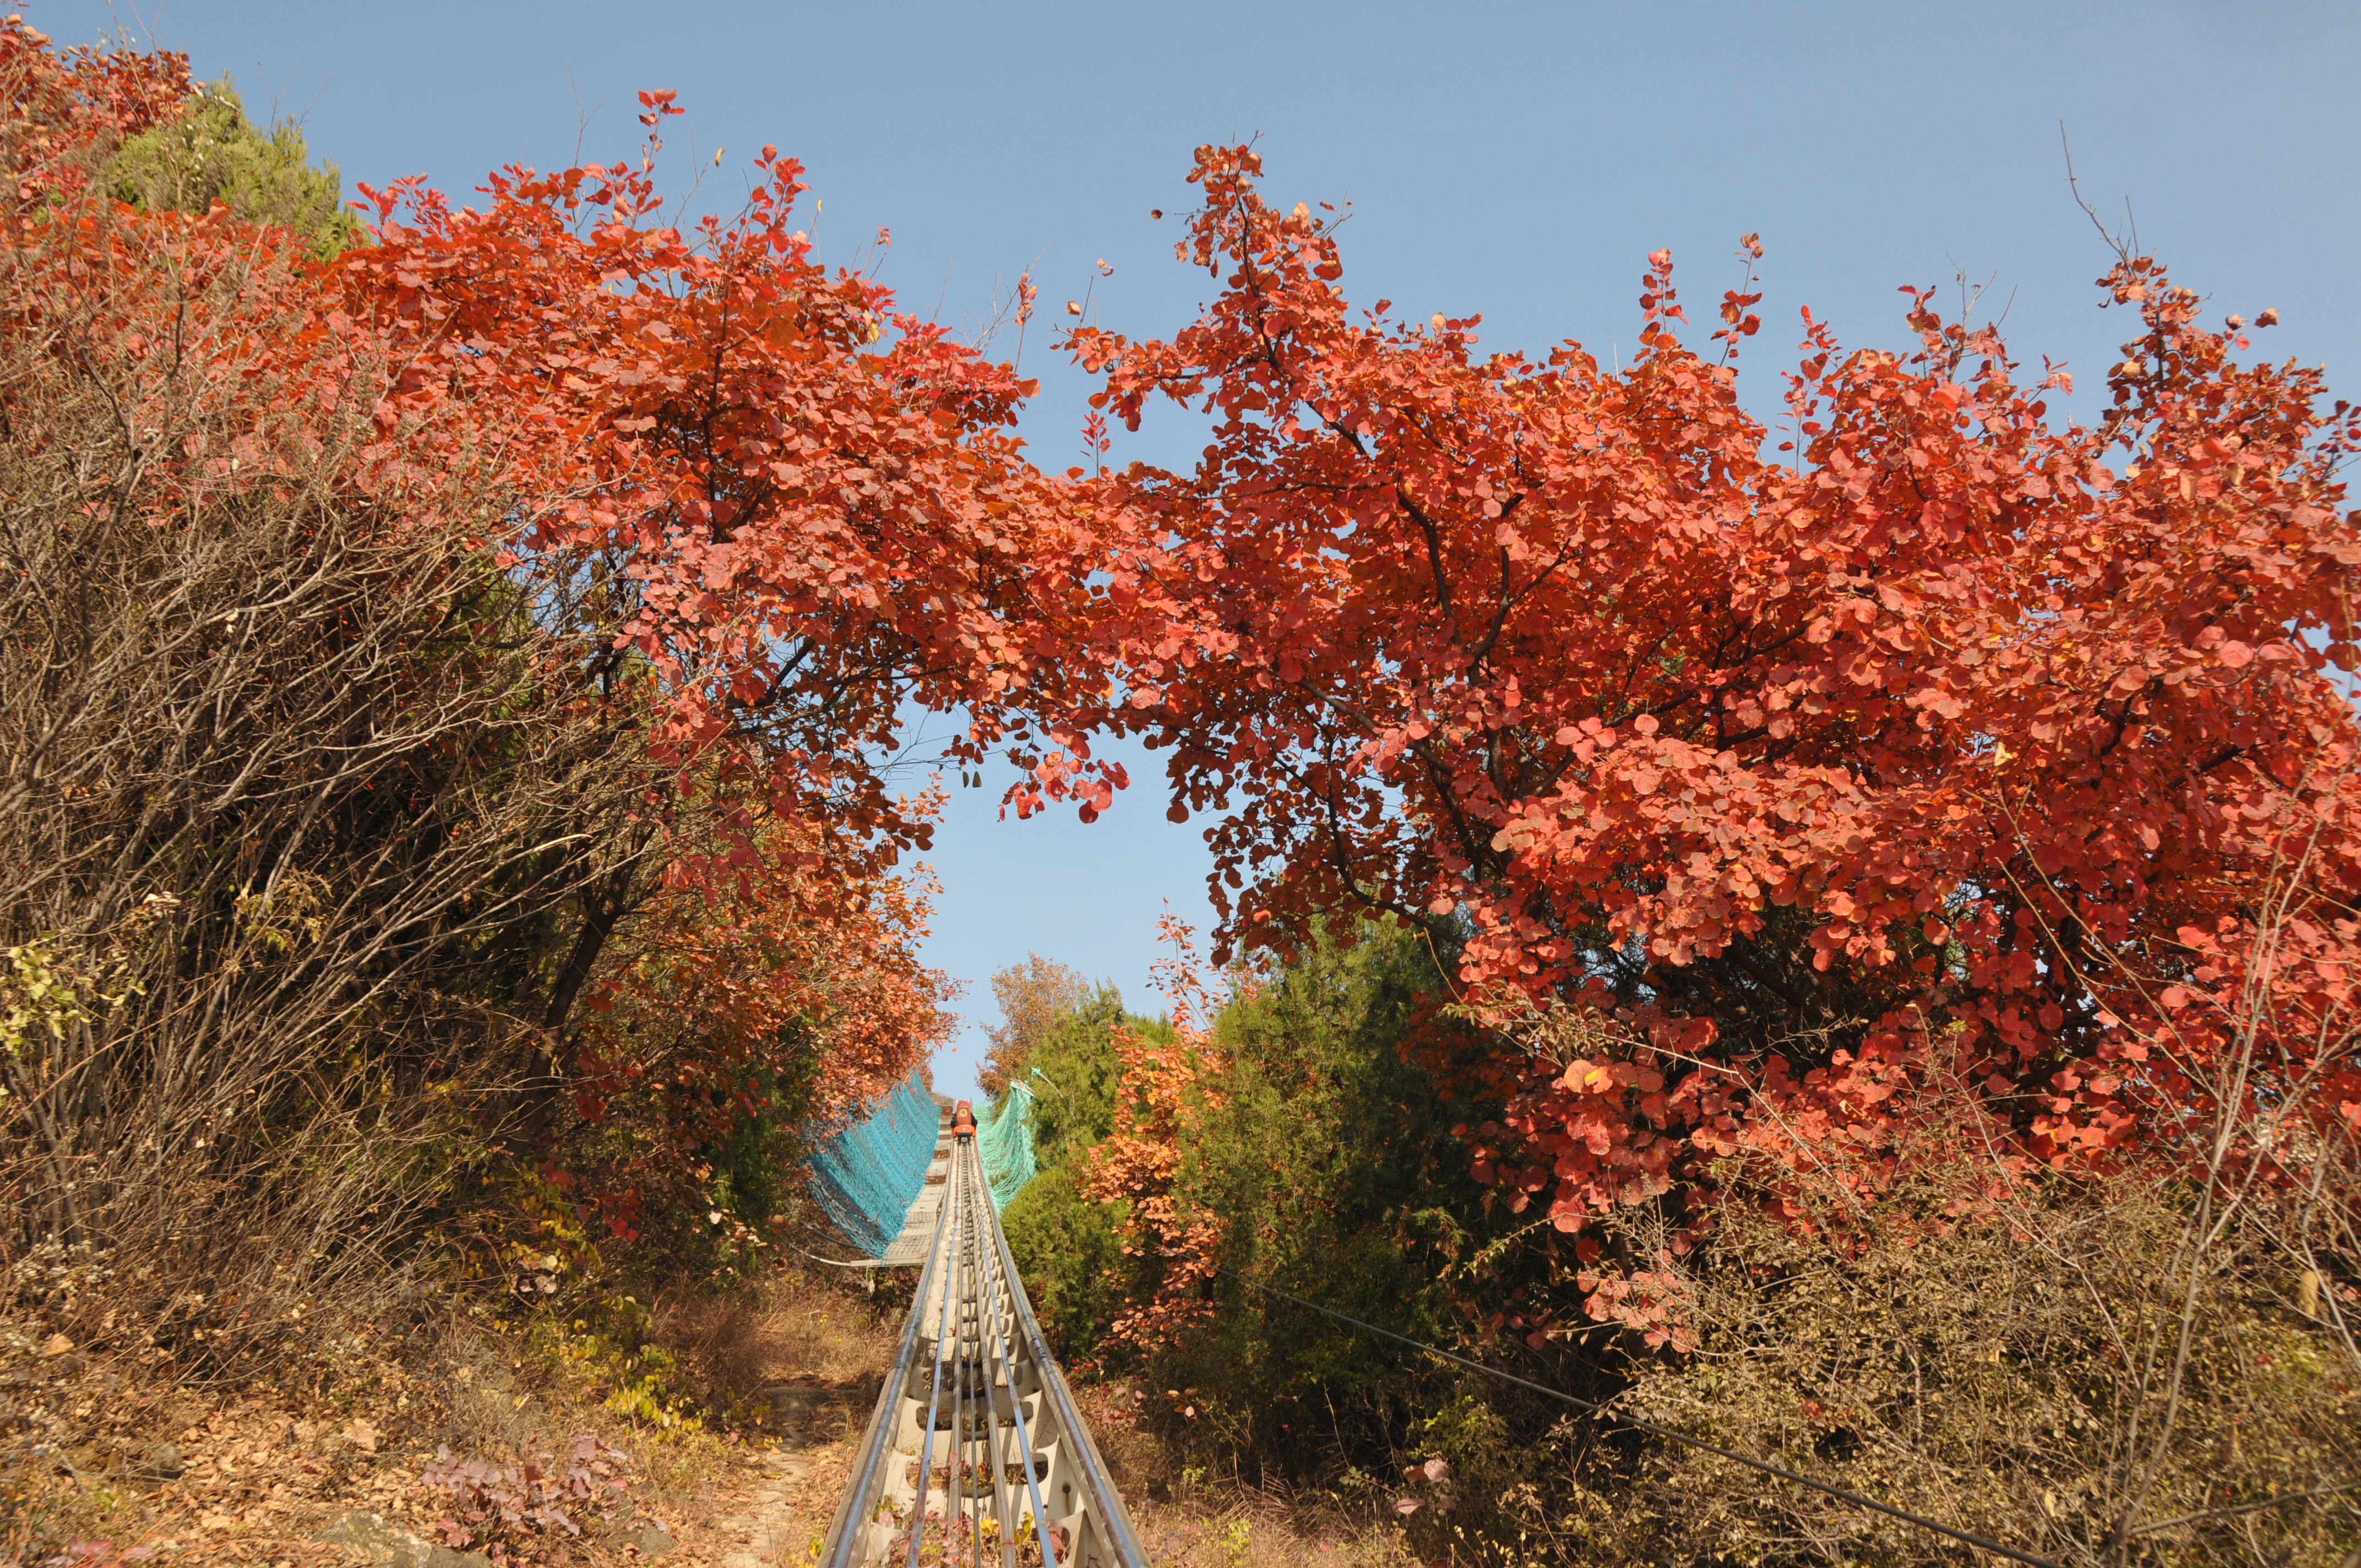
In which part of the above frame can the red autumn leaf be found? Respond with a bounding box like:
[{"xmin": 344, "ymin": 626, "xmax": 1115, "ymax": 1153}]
[{"xmin": 1068, "ymin": 144, "xmax": 2361, "ymax": 1326}]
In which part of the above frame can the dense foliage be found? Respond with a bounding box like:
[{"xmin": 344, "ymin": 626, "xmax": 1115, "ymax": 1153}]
[
  {"xmin": 1073, "ymin": 143, "xmax": 2361, "ymax": 1346},
  {"xmin": 109, "ymin": 77, "xmax": 362, "ymax": 255},
  {"xmin": 1045, "ymin": 145, "xmax": 2359, "ymax": 1560},
  {"xmin": 1000, "ymin": 981, "xmax": 1150, "ymax": 1358},
  {"xmin": 0, "ymin": 23, "xmax": 998, "ymax": 1360},
  {"xmin": 1010, "ymin": 925, "xmax": 2357, "ymax": 1564},
  {"xmin": 2, "ymin": 24, "xmax": 2355, "ymax": 1559}
]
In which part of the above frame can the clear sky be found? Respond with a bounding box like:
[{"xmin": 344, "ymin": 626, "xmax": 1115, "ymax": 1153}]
[{"xmin": 46, "ymin": 0, "xmax": 2359, "ymax": 1097}]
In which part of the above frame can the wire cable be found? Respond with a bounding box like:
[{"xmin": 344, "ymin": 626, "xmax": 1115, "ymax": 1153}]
[{"xmin": 1238, "ymin": 1278, "xmax": 2064, "ymax": 1568}]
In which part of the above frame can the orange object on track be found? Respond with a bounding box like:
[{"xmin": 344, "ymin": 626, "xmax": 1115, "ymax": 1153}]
[{"xmin": 952, "ymin": 1099, "xmax": 976, "ymax": 1140}]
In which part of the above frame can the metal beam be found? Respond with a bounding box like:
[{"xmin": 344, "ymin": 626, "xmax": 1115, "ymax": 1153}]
[{"xmin": 820, "ymin": 1121, "xmax": 1147, "ymax": 1568}]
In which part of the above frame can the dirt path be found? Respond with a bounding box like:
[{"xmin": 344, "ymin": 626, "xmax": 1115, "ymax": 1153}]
[
  {"xmin": 2, "ymin": 1268, "xmax": 1411, "ymax": 1567},
  {"xmin": 669, "ymin": 1385, "xmax": 864, "ymax": 1567},
  {"xmin": 667, "ymin": 1332, "xmax": 1416, "ymax": 1568}
]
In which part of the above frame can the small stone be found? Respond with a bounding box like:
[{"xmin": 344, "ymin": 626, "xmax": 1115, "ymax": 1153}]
[
  {"xmin": 319, "ymin": 1511, "xmax": 440, "ymax": 1568},
  {"xmin": 423, "ymin": 1549, "xmax": 492, "ymax": 1568}
]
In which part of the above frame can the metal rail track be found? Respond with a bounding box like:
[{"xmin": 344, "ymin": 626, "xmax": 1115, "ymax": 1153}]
[{"xmin": 819, "ymin": 1125, "xmax": 1147, "ymax": 1568}]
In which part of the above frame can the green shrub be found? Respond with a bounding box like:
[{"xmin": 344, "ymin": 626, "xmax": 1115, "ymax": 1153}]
[
  {"xmin": 1006, "ymin": 919, "xmax": 1513, "ymax": 1479},
  {"xmin": 109, "ymin": 79, "xmax": 361, "ymax": 256},
  {"xmin": 1000, "ymin": 1161, "xmax": 1127, "ymax": 1364},
  {"xmin": 1021, "ymin": 982, "xmax": 1143, "ymax": 1156},
  {"xmin": 1131, "ymin": 919, "xmax": 1489, "ymax": 1473},
  {"xmin": 1002, "ymin": 984, "xmax": 1155, "ymax": 1362}
]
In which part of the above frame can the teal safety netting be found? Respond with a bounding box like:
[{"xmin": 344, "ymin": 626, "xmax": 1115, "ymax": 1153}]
[
  {"xmin": 977, "ymin": 1081, "xmax": 1038, "ymax": 1210},
  {"xmin": 806, "ymin": 1073, "xmax": 940, "ymax": 1257}
]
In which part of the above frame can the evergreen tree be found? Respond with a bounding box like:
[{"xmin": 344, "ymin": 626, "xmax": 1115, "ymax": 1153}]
[{"xmin": 110, "ymin": 79, "xmax": 361, "ymax": 257}]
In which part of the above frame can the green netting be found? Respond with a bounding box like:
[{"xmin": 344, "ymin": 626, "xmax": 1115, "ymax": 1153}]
[
  {"xmin": 977, "ymin": 1081, "xmax": 1037, "ymax": 1209},
  {"xmin": 806, "ymin": 1072, "xmax": 940, "ymax": 1256}
]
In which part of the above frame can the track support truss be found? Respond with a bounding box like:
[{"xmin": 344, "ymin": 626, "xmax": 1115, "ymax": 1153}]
[{"xmin": 819, "ymin": 1126, "xmax": 1146, "ymax": 1568}]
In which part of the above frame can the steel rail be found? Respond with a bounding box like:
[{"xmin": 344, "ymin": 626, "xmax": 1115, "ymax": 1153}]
[
  {"xmin": 965, "ymin": 1147, "xmax": 1062, "ymax": 1568},
  {"xmin": 819, "ymin": 1126, "xmax": 1148, "ymax": 1568},
  {"xmin": 978, "ymin": 1151, "xmax": 1149, "ymax": 1568},
  {"xmin": 905, "ymin": 1143, "xmax": 964, "ymax": 1568},
  {"xmin": 817, "ymin": 1124, "xmax": 956, "ymax": 1568}
]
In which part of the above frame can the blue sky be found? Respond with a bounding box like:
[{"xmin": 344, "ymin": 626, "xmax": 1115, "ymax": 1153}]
[{"xmin": 48, "ymin": 0, "xmax": 2359, "ymax": 1096}]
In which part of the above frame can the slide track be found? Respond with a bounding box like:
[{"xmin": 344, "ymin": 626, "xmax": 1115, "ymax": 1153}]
[{"xmin": 817, "ymin": 1121, "xmax": 1146, "ymax": 1568}]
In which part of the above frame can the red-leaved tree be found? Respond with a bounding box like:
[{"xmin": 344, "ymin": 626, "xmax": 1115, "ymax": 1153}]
[
  {"xmin": 0, "ymin": 24, "xmax": 1089, "ymax": 1284},
  {"xmin": 334, "ymin": 110, "xmax": 1134, "ymax": 856},
  {"xmin": 1071, "ymin": 146, "xmax": 2361, "ymax": 1327}
]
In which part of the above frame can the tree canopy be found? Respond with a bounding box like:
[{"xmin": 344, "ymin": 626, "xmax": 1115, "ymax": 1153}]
[{"xmin": 6, "ymin": 25, "xmax": 2355, "ymax": 1419}]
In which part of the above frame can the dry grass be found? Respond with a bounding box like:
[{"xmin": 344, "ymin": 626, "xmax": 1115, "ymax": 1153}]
[
  {"xmin": 1117, "ymin": 1479, "xmax": 1422, "ymax": 1568},
  {"xmin": 0, "ymin": 118, "xmax": 665, "ymax": 1406},
  {"xmin": 1069, "ymin": 1380, "xmax": 1419, "ymax": 1568},
  {"xmin": 0, "ymin": 1260, "xmax": 917, "ymax": 1565},
  {"xmin": 644, "ymin": 1267, "xmax": 904, "ymax": 1442},
  {"xmin": 1443, "ymin": 1153, "xmax": 2361, "ymax": 1568}
]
